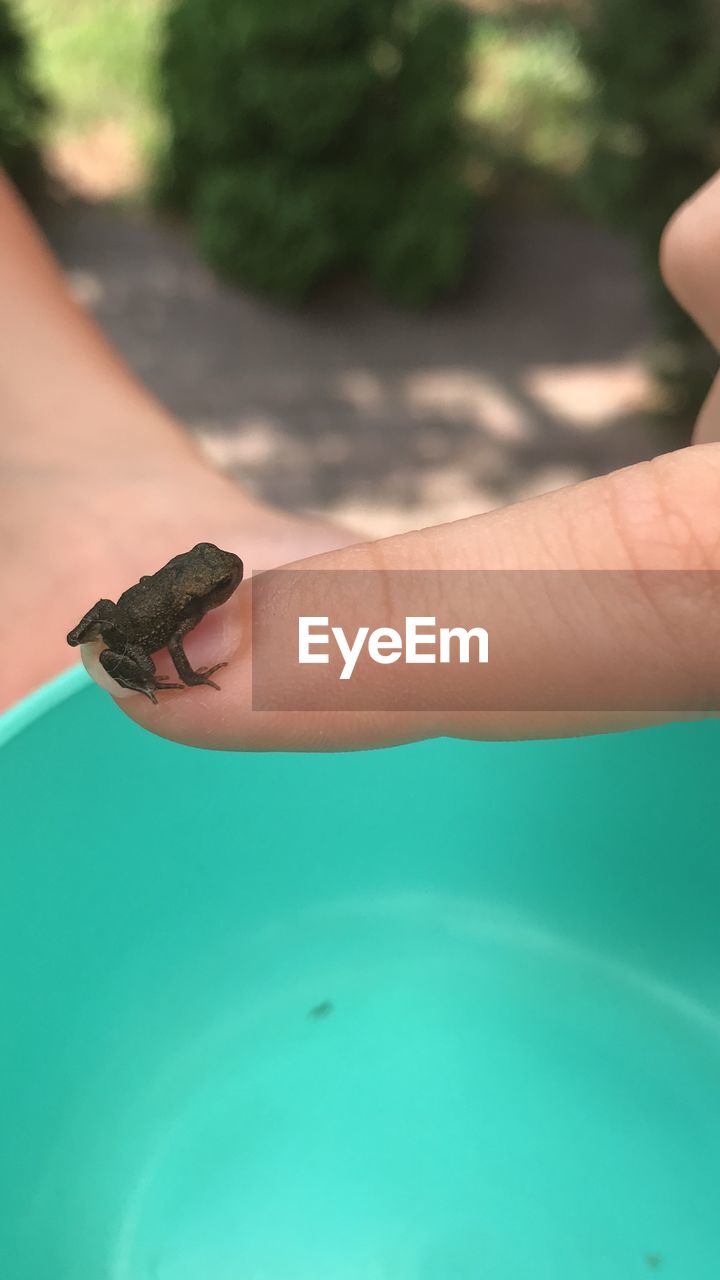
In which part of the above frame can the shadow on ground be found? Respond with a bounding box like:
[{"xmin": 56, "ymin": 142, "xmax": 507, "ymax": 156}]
[{"xmin": 43, "ymin": 194, "xmax": 690, "ymax": 536}]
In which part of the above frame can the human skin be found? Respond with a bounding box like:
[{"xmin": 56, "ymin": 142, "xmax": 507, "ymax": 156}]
[
  {"xmin": 0, "ymin": 172, "xmax": 355, "ymax": 711},
  {"xmin": 2, "ymin": 168, "xmax": 720, "ymax": 747}
]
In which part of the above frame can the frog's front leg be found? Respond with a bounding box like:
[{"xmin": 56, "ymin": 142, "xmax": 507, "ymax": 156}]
[
  {"xmin": 66, "ymin": 599, "xmax": 119, "ymax": 647},
  {"xmin": 100, "ymin": 645, "xmax": 184, "ymax": 704},
  {"xmin": 167, "ymin": 620, "xmax": 227, "ymax": 690}
]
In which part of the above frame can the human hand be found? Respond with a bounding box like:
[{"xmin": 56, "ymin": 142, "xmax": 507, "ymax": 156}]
[
  {"xmin": 107, "ymin": 172, "xmax": 720, "ymax": 751},
  {"xmin": 0, "ymin": 173, "xmax": 356, "ymax": 712}
]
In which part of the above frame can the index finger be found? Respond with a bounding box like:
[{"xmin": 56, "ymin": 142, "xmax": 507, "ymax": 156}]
[{"xmin": 108, "ymin": 442, "xmax": 720, "ymax": 750}]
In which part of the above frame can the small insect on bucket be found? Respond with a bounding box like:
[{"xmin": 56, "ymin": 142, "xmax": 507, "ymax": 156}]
[{"xmin": 1, "ymin": 666, "xmax": 720, "ymax": 1278}]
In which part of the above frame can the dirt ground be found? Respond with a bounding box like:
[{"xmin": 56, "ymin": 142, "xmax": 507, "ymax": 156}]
[{"xmin": 43, "ymin": 194, "xmax": 686, "ymax": 539}]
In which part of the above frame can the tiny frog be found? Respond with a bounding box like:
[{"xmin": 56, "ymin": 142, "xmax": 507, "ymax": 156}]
[{"xmin": 66, "ymin": 542, "xmax": 243, "ymax": 703}]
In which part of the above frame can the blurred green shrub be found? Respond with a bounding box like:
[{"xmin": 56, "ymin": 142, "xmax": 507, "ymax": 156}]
[
  {"xmin": 155, "ymin": 0, "xmax": 475, "ymax": 304},
  {"xmin": 577, "ymin": 0, "xmax": 720, "ymax": 412},
  {"xmin": 0, "ymin": 0, "xmax": 46, "ymax": 189},
  {"xmin": 465, "ymin": 15, "xmax": 594, "ymax": 189}
]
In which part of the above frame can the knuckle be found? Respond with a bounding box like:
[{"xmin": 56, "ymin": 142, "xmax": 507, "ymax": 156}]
[
  {"xmin": 605, "ymin": 448, "xmax": 720, "ymax": 673},
  {"xmin": 607, "ymin": 446, "xmax": 720, "ymax": 572}
]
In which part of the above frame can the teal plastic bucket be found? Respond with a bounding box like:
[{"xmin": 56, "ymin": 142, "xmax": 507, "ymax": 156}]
[{"xmin": 2, "ymin": 666, "xmax": 720, "ymax": 1278}]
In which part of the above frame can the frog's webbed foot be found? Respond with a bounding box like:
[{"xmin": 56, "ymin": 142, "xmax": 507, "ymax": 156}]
[
  {"xmin": 168, "ymin": 633, "xmax": 228, "ymax": 691},
  {"xmin": 170, "ymin": 661, "xmax": 227, "ymax": 691},
  {"xmin": 99, "ymin": 648, "xmax": 181, "ymax": 703},
  {"xmin": 193, "ymin": 661, "xmax": 228, "ymax": 690},
  {"xmin": 66, "ymin": 599, "xmax": 118, "ymax": 646}
]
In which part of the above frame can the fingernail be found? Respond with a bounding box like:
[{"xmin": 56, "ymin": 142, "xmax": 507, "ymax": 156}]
[{"xmin": 80, "ymin": 639, "xmax": 135, "ymax": 700}]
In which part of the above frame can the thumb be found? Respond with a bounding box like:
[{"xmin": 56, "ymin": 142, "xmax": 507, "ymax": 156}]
[
  {"xmin": 660, "ymin": 169, "xmax": 720, "ymax": 445},
  {"xmin": 115, "ymin": 442, "xmax": 720, "ymax": 750}
]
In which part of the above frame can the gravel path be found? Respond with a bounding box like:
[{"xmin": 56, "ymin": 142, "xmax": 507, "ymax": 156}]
[{"xmin": 44, "ymin": 195, "xmax": 683, "ymax": 537}]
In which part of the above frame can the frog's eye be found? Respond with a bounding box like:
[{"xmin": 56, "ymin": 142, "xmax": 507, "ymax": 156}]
[{"xmin": 218, "ymin": 573, "xmax": 234, "ymax": 588}]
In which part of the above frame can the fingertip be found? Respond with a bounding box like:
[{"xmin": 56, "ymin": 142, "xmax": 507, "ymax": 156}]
[{"xmin": 659, "ymin": 170, "xmax": 720, "ymax": 341}]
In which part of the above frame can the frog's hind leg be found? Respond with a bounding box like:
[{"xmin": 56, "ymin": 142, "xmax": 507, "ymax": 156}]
[
  {"xmin": 99, "ymin": 645, "xmax": 183, "ymax": 703},
  {"xmin": 167, "ymin": 626, "xmax": 227, "ymax": 690}
]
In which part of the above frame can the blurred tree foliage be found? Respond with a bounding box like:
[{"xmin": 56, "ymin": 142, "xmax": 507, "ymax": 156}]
[
  {"xmin": 155, "ymin": 0, "xmax": 475, "ymax": 305},
  {"xmin": 577, "ymin": 0, "xmax": 720, "ymax": 412},
  {"xmin": 0, "ymin": 0, "xmax": 46, "ymax": 190}
]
